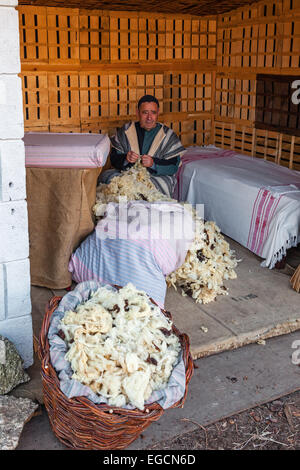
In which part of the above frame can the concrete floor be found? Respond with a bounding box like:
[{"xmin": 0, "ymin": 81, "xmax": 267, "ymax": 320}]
[
  {"xmin": 165, "ymin": 239, "xmax": 300, "ymax": 359},
  {"xmin": 10, "ymin": 238, "xmax": 300, "ymax": 450},
  {"xmin": 15, "ymin": 330, "xmax": 300, "ymax": 450}
]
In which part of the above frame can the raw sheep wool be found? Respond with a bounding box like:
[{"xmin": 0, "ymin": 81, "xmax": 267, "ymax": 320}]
[
  {"xmin": 94, "ymin": 160, "xmax": 238, "ymax": 304},
  {"xmin": 59, "ymin": 283, "xmax": 181, "ymax": 410},
  {"xmin": 94, "ymin": 161, "xmax": 172, "ymax": 218},
  {"xmin": 167, "ymin": 217, "xmax": 237, "ymax": 304}
]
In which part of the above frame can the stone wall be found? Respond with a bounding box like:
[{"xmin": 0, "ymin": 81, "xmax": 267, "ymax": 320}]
[{"xmin": 0, "ymin": 0, "xmax": 32, "ymax": 368}]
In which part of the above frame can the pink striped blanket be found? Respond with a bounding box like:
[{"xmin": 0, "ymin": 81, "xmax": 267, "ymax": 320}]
[
  {"xmin": 174, "ymin": 146, "xmax": 300, "ymax": 268},
  {"xmin": 24, "ymin": 132, "xmax": 110, "ymax": 168},
  {"xmin": 69, "ymin": 201, "xmax": 195, "ymax": 308}
]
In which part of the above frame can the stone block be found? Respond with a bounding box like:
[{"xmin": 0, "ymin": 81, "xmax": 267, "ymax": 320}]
[
  {"xmin": 0, "ymin": 7, "xmax": 20, "ymax": 74},
  {"xmin": 0, "ymin": 315, "xmax": 33, "ymax": 368},
  {"xmin": 0, "ymin": 265, "xmax": 5, "ymax": 321},
  {"xmin": 5, "ymin": 259, "xmax": 31, "ymax": 319},
  {"xmin": 0, "ymin": 140, "xmax": 26, "ymax": 202},
  {"xmin": 0, "ymin": 200, "xmax": 29, "ymax": 263},
  {"xmin": 0, "ymin": 75, "xmax": 24, "ymax": 139}
]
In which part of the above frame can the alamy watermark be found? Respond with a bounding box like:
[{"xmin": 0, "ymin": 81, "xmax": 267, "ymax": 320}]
[
  {"xmin": 291, "ymin": 80, "xmax": 300, "ymax": 105},
  {"xmin": 291, "ymin": 340, "xmax": 300, "ymax": 365},
  {"xmin": 96, "ymin": 199, "xmax": 205, "ymax": 242}
]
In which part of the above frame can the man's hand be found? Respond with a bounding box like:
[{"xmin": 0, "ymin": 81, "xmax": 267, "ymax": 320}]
[
  {"xmin": 126, "ymin": 151, "xmax": 140, "ymax": 164},
  {"xmin": 141, "ymin": 155, "xmax": 154, "ymax": 168}
]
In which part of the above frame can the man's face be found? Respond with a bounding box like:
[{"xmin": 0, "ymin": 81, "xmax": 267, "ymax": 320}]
[{"xmin": 137, "ymin": 101, "xmax": 159, "ymax": 131}]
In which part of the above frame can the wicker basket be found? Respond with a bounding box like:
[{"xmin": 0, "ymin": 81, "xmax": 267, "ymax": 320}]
[{"xmin": 38, "ymin": 294, "xmax": 194, "ymax": 450}]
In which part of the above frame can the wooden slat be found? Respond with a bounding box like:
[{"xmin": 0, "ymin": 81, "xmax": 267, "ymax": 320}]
[{"xmin": 21, "ymin": 60, "xmax": 217, "ymax": 73}]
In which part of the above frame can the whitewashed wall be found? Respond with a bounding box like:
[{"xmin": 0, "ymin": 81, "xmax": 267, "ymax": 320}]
[{"xmin": 0, "ymin": 0, "xmax": 33, "ymax": 368}]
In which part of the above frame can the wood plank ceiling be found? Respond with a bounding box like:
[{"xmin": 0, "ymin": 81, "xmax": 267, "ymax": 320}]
[{"xmin": 18, "ymin": 0, "xmax": 260, "ymax": 16}]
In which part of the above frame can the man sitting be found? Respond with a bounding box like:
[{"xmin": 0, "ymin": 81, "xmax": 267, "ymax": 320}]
[{"xmin": 99, "ymin": 95, "xmax": 186, "ymax": 197}]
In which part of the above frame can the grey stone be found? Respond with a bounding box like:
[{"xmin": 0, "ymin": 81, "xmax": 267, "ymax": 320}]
[
  {"xmin": 0, "ymin": 335, "xmax": 30, "ymax": 395},
  {"xmin": 0, "ymin": 395, "xmax": 39, "ymax": 450},
  {"xmin": 0, "ymin": 316, "xmax": 33, "ymax": 368}
]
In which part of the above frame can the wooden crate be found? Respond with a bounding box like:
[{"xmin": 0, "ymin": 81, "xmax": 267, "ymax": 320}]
[
  {"xmin": 19, "ymin": 6, "xmax": 48, "ymax": 63},
  {"xmin": 163, "ymin": 72, "xmax": 212, "ymax": 113},
  {"xmin": 48, "ymin": 72, "xmax": 80, "ymax": 131},
  {"xmin": 109, "ymin": 11, "xmax": 139, "ymax": 62},
  {"xmin": 79, "ymin": 9, "xmax": 110, "ymax": 63},
  {"xmin": 212, "ymin": 121, "xmax": 300, "ymax": 171},
  {"xmin": 47, "ymin": 7, "xmax": 80, "ymax": 64},
  {"xmin": 215, "ymin": 75, "xmax": 256, "ymax": 121},
  {"xmin": 21, "ymin": 72, "xmax": 49, "ymax": 131},
  {"xmin": 138, "ymin": 14, "xmax": 166, "ymax": 62},
  {"xmin": 79, "ymin": 72, "xmax": 110, "ymax": 123}
]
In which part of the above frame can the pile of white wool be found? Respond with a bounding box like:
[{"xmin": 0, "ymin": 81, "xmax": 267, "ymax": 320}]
[
  {"xmin": 60, "ymin": 283, "xmax": 181, "ymax": 410},
  {"xmin": 94, "ymin": 161, "xmax": 238, "ymax": 304}
]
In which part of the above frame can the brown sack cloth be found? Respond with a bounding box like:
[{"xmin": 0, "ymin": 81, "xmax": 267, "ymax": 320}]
[{"xmin": 26, "ymin": 167, "xmax": 101, "ymax": 289}]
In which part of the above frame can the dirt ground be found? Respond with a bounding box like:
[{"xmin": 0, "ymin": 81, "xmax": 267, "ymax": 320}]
[{"xmin": 148, "ymin": 390, "xmax": 300, "ymax": 450}]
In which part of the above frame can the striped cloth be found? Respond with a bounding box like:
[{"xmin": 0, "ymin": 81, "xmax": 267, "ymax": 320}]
[
  {"xmin": 24, "ymin": 132, "xmax": 110, "ymax": 168},
  {"xmin": 108, "ymin": 121, "xmax": 186, "ymax": 197},
  {"xmin": 69, "ymin": 235, "xmax": 167, "ymax": 309},
  {"xmin": 247, "ymin": 188, "xmax": 283, "ymax": 256},
  {"xmin": 246, "ymin": 184, "xmax": 300, "ymax": 266},
  {"xmin": 48, "ymin": 281, "xmax": 186, "ymax": 409},
  {"xmin": 69, "ymin": 201, "xmax": 195, "ymax": 308}
]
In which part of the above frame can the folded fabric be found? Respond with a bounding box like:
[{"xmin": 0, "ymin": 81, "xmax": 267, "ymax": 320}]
[
  {"xmin": 263, "ymin": 184, "xmax": 300, "ymax": 198},
  {"xmin": 24, "ymin": 132, "xmax": 110, "ymax": 168}
]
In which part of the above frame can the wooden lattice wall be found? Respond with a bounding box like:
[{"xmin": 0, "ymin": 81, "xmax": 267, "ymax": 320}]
[
  {"xmin": 19, "ymin": 0, "xmax": 300, "ymax": 170},
  {"xmin": 19, "ymin": 7, "xmax": 215, "ymax": 147},
  {"xmin": 214, "ymin": 0, "xmax": 300, "ymax": 170}
]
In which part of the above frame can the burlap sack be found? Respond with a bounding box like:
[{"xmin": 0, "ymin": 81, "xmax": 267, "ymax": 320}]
[{"xmin": 26, "ymin": 167, "xmax": 101, "ymax": 289}]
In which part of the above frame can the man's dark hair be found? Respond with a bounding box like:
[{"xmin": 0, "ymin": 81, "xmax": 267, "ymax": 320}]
[{"xmin": 137, "ymin": 95, "xmax": 159, "ymax": 109}]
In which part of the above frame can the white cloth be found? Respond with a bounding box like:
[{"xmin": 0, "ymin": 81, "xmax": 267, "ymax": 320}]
[{"xmin": 176, "ymin": 146, "xmax": 300, "ymax": 269}]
